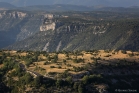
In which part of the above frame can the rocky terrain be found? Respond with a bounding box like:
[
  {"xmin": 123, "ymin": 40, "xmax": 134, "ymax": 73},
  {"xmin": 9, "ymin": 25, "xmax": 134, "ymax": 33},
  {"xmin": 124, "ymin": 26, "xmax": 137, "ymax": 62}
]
[
  {"xmin": 6, "ymin": 16, "xmax": 139, "ymax": 51},
  {"xmin": 0, "ymin": 10, "xmax": 57, "ymax": 48},
  {"xmin": 0, "ymin": 5, "xmax": 139, "ymax": 52},
  {"xmin": 1, "ymin": 2, "xmax": 139, "ymax": 93}
]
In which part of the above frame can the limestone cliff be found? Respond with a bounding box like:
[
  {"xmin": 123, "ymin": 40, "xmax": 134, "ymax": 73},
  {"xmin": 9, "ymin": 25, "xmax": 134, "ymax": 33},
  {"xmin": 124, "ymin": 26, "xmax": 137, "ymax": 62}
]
[
  {"xmin": 40, "ymin": 14, "xmax": 56, "ymax": 31},
  {"xmin": 40, "ymin": 22, "xmax": 56, "ymax": 31},
  {"xmin": 0, "ymin": 11, "xmax": 27, "ymax": 19},
  {"xmin": 0, "ymin": 10, "xmax": 43, "ymax": 48}
]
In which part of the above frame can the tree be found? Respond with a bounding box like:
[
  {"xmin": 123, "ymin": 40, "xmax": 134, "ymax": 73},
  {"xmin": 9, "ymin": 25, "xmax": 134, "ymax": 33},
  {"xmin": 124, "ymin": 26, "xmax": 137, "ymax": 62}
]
[
  {"xmin": 73, "ymin": 58, "xmax": 78, "ymax": 63},
  {"xmin": 0, "ymin": 59, "xmax": 2, "ymax": 64},
  {"xmin": 11, "ymin": 87, "xmax": 19, "ymax": 93},
  {"xmin": 54, "ymin": 55, "xmax": 58, "ymax": 60},
  {"xmin": 66, "ymin": 76, "xmax": 72, "ymax": 85},
  {"xmin": 73, "ymin": 82, "xmax": 78, "ymax": 92},
  {"xmin": 34, "ymin": 76, "xmax": 41, "ymax": 87},
  {"xmin": 25, "ymin": 73, "xmax": 33, "ymax": 84},
  {"xmin": 82, "ymin": 75, "xmax": 89, "ymax": 84},
  {"xmin": 65, "ymin": 53, "xmax": 69, "ymax": 58},
  {"xmin": 78, "ymin": 84, "xmax": 84, "ymax": 93},
  {"xmin": 52, "ymin": 54, "xmax": 58, "ymax": 63},
  {"xmin": 47, "ymin": 56, "xmax": 51, "ymax": 61},
  {"xmin": 94, "ymin": 59, "xmax": 98, "ymax": 66},
  {"xmin": 55, "ymin": 79, "xmax": 62, "ymax": 88},
  {"xmin": 121, "ymin": 50, "xmax": 127, "ymax": 54},
  {"xmin": 51, "ymin": 59, "xmax": 57, "ymax": 63},
  {"xmin": 33, "ymin": 55, "xmax": 38, "ymax": 62},
  {"xmin": 63, "ymin": 59, "xmax": 66, "ymax": 63},
  {"xmin": 88, "ymin": 74, "xmax": 103, "ymax": 83}
]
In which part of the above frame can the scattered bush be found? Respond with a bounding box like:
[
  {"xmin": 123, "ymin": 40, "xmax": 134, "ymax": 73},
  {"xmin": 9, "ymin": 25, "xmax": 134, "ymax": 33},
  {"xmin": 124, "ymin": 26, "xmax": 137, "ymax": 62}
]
[{"xmin": 50, "ymin": 66, "xmax": 55, "ymax": 68}]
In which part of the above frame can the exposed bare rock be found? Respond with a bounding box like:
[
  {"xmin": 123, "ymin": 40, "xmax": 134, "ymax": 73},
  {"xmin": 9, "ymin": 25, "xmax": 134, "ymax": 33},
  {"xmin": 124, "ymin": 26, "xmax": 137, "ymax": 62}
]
[
  {"xmin": 43, "ymin": 42, "xmax": 50, "ymax": 52},
  {"xmin": 40, "ymin": 22, "xmax": 56, "ymax": 31},
  {"xmin": 0, "ymin": 11, "xmax": 27, "ymax": 19},
  {"xmin": 56, "ymin": 41, "xmax": 62, "ymax": 52},
  {"xmin": 44, "ymin": 14, "xmax": 54, "ymax": 19}
]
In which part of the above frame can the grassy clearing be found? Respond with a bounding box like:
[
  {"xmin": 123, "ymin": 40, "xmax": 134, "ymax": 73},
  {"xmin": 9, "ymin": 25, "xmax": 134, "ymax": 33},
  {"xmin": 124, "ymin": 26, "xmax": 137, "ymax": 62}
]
[
  {"xmin": 1, "ymin": 50, "xmax": 139, "ymax": 75},
  {"xmin": 25, "ymin": 50, "xmax": 139, "ymax": 75}
]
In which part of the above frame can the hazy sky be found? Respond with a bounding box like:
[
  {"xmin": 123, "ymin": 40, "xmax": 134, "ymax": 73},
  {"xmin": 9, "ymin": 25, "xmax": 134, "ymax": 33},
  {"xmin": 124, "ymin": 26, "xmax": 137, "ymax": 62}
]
[{"xmin": 0, "ymin": 0, "xmax": 139, "ymax": 7}]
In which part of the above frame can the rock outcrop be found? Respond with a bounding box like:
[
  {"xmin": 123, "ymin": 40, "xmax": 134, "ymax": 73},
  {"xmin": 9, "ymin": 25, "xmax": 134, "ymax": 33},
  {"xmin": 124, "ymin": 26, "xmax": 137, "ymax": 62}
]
[
  {"xmin": 40, "ymin": 22, "xmax": 56, "ymax": 31},
  {"xmin": 0, "ymin": 11, "xmax": 27, "ymax": 19},
  {"xmin": 40, "ymin": 14, "xmax": 56, "ymax": 31}
]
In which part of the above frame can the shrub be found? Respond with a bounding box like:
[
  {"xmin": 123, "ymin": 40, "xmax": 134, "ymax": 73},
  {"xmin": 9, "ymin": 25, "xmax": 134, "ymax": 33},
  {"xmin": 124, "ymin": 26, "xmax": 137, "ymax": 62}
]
[
  {"xmin": 58, "ymin": 66, "xmax": 62, "ymax": 69},
  {"xmin": 63, "ymin": 59, "xmax": 66, "ymax": 62},
  {"xmin": 121, "ymin": 50, "xmax": 127, "ymax": 54},
  {"xmin": 50, "ymin": 66, "xmax": 55, "ymax": 68},
  {"xmin": 44, "ymin": 61, "xmax": 49, "ymax": 65}
]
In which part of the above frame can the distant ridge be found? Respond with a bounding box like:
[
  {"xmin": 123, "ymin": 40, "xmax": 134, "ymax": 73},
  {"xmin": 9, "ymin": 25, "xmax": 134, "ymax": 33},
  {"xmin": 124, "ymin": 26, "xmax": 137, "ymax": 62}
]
[
  {"xmin": 0, "ymin": 2, "xmax": 16, "ymax": 9},
  {"xmin": 17, "ymin": 4, "xmax": 139, "ymax": 12},
  {"xmin": 0, "ymin": 1, "xmax": 139, "ymax": 12},
  {"xmin": 1, "ymin": 0, "xmax": 139, "ymax": 7},
  {"xmin": 20, "ymin": 4, "xmax": 94, "ymax": 11}
]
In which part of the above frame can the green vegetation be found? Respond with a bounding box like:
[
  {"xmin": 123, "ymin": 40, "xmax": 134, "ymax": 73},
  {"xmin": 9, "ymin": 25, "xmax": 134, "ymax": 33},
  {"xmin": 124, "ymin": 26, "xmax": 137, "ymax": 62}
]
[
  {"xmin": 1, "ymin": 9, "xmax": 139, "ymax": 93},
  {"xmin": 0, "ymin": 10, "xmax": 42, "ymax": 48},
  {"xmin": 2, "ymin": 10, "xmax": 139, "ymax": 52},
  {"xmin": 0, "ymin": 50, "xmax": 139, "ymax": 93}
]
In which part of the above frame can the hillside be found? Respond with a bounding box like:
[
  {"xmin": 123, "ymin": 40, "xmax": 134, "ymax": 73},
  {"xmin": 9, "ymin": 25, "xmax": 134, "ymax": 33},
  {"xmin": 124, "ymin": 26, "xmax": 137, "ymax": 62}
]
[
  {"xmin": 0, "ymin": 10, "xmax": 139, "ymax": 51},
  {"xmin": 6, "ymin": 17, "xmax": 139, "ymax": 51},
  {"xmin": 1, "ymin": 2, "xmax": 139, "ymax": 12},
  {"xmin": 0, "ymin": 50, "xmax": 139, "ymax": 93},
  {"xmin": 0, "ymin": 2, "xmax": 16, "ymax": 10},
  {"xmin": 19, "ymin": 5, "xmax": 139, "ymax": 12},
  {"xmin": 1, "ymin": 0, "xmax": 139, "ymax": 7},
  {"xmin": 1, "ymin": 3, "xmax": 139, "ymax": 93},
  {"xmin": 0, "ymin": 10, "xmax": 47, "ymax": 48}
]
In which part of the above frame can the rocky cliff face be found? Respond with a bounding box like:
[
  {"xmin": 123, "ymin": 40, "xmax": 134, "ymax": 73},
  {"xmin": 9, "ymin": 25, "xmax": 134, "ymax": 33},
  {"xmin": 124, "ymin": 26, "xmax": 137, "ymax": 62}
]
[
  {"xmin": 40, "ymin": 14, "xmax": 56, "ymax": 31},
  {"xmin": 6, "ymin": 18, "xmax": 139, "ymax": 51},
  {"xmin": 2, "ymin": 10, "xmax": 139, "ymax": 51},
  {"xmin": 40, "ymin": 22, "xmax": 56, "ymax": 31},
  {"xmin": 0, "ymin": 11, "xmax": 27, "ymax": 19},
  {"xmin": 0, "ymin": 10, "xmax": 50, "ymax": 48}
]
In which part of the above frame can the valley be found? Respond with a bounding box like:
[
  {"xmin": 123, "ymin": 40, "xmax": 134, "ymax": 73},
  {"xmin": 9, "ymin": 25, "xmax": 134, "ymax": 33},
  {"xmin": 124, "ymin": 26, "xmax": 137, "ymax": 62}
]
[
  {"xmin": 0, "ymin": 2, "xmax": 139, "ymax": 93},
  {"xmin": 0, "ymin": 9, "xmax": 139, "ymax": 51}
]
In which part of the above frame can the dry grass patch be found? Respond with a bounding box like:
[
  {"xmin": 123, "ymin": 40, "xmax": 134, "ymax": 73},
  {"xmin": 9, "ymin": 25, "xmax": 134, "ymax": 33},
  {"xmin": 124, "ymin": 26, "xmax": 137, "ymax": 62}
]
[
  {"xmin": 20, "ymin": 52, "xmax": 28, "ymax": 56},
  {"xmin": 47, "ymin": 68, "xmax": 66, "ymax": 73},
  {"xmin": 0, "ymin": 64, "xmax": 3, "ymax": 68},
  {"xmin": 58, "ymin": 54, "xmax": 65, "ymax": 60},
  {"xmin": 18, "ymin": 50, "xmax": 139, "ymax": 76}
]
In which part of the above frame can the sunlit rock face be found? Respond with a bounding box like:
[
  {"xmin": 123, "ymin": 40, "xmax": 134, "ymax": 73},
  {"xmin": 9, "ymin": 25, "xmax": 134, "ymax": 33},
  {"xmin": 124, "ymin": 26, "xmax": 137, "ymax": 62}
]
[
  {"xmin": 40, "ymin": 14, "xmax": 56, "ymax": 31},
  {"xmin": 40, "ymin": 22, "xmax": 56, "ymax": 31},
  {"xmin": 0, "ymin": 11, "xmax": 27, "ymax": 19}
]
